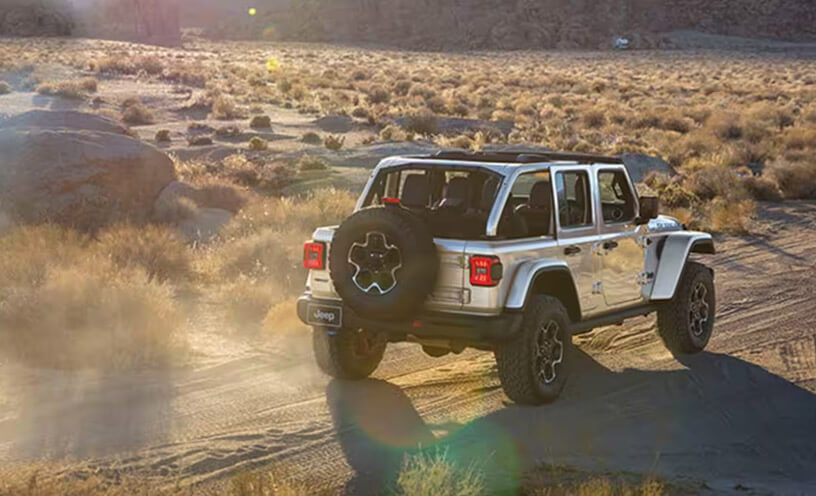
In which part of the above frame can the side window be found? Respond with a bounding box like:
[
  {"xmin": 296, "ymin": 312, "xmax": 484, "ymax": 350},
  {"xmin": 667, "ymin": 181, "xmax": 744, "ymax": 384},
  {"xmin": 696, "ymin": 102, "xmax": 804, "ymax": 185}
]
[
  {"xmin": 555, "ymin": 171, "xmax": 592, "ymax": 229},
  {"xmin": 510, "ymin": 171, "xmax": 553, "ymax": 237},
  {"xmin": 598, "ymin": 170, "xmax": 636, "ymax": 223}
]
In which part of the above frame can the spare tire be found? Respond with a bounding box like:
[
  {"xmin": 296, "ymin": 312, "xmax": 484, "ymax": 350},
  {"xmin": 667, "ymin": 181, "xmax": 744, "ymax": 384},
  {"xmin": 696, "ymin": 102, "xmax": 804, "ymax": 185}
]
[{"xmin": 330, "ymin": 206, "xmax": 438, "ymax": 320}]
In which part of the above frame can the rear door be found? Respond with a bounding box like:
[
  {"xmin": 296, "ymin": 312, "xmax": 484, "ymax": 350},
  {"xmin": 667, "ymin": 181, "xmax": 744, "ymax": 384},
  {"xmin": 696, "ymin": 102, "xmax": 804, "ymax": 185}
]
[
  {"xmin": 596, "ymin": 167, "xmax": 646, "ymax": 308},
  {"xmin": 551, "ymin": 166, "xmax": 602, "ymax": 317}
]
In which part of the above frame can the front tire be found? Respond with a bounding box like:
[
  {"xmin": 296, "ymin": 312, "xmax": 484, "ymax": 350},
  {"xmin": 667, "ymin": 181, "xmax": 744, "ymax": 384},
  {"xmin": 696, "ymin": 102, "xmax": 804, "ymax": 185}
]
[
  {"xmin": 657, "ymin": 261, "xmax": 716, "ymax": 354},
  {"xmin": 313, "ymin": 328, "xmax": 386, "ymax": 380},
  {"xmin": 495, "ymin": 295, "xmax": 572, "ymax": 405}
]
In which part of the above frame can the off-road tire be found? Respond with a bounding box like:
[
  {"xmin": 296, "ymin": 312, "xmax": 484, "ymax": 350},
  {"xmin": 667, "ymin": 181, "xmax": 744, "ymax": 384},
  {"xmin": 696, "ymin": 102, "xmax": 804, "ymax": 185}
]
[
  {"xmin": 330, "ymin": 206, "xmax": 438, "ymax": 320},
  {"xmin": 313, "ymin": 328, "xmax": 386, "ymax": 380},
  {"xmin": 657, "ymin": 261, "xmax": 715, "ymax": 354},
  {"xmin": 495, "ymin": 295, "xmax": 572, "ymax": 405}
]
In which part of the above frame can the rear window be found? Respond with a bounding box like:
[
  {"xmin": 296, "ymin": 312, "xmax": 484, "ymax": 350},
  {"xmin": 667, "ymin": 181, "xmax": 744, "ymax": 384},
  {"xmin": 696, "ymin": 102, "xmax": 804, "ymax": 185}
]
[{"xmin": 362, "ymin": 166, "xmax": 501, "ymax": 239}]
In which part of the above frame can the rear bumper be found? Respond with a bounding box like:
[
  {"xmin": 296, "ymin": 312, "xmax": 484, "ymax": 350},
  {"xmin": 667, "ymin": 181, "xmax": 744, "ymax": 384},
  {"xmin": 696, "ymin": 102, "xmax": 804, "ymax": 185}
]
[{"xmin": 297, "ymin": 294, "xmax": 523, "ymax": 345}]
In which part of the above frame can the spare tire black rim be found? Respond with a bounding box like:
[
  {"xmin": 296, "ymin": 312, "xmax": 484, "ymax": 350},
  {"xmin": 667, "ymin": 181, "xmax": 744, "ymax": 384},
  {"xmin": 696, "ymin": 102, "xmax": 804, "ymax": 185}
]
[
  {"xmin": 348, "ymin": 232, "xmax": 403, "ymax": 295},
  {"xmin": 535, "ymin": 320, "xmax": 563, "ymax": 385}
]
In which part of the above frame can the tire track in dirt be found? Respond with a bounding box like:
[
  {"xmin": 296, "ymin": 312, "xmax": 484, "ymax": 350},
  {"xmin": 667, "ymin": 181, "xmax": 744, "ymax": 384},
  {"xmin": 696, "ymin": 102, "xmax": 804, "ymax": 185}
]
[{"xmin": 2, "ymin": 203, "xmax": 816, "ymax": 494}]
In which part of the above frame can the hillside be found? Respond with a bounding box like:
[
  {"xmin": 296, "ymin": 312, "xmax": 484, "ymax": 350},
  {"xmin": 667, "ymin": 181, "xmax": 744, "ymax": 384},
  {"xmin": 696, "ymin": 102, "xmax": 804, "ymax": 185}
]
[{"xmin": 200, "ymin": 0, "xmax": 816, "ymax": 49}]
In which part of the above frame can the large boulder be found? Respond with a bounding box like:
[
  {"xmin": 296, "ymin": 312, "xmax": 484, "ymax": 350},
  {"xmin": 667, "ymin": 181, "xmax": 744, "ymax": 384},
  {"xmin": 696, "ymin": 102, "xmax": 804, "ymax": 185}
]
[
  {"xmin": 0, "ymin": 128, "xmax": 175, "ymax": 230},
  {"xmin": 0, "ymin": 4, "xmax": 72, "ymax": 37},
  {"xmin": 0, "ymin": 110, "xmax": 133, "ymax": 136}
]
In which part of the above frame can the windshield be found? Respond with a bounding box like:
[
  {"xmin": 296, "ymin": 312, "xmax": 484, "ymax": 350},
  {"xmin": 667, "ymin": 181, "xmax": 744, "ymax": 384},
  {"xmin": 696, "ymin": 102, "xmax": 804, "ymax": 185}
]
[{"xmin": 362, "ymin": 165, "xmax": 502, "ymax": 239}]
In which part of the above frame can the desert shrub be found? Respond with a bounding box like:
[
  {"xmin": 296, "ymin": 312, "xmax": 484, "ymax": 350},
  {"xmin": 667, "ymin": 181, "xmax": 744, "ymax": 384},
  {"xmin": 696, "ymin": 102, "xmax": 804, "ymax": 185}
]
[
  {"xmin": 742, "ymin": 175, "xmax": 783, "ymax": 202},
  {"xmin": 212, "ymin": 95, "xmax": 244, "ymax": 120},
  {"xmin": 768, "ymin": 158, "xmax": 816, "ymax": 199},
  {"xmin": 705, "ymin": 111, "xmax": 742, "ymax": 140},
  {"xmin": 36, "ymin": 78, "xmax": 98, "ymax": 99},
  {"xmin": 781, "ymin": 126, "xmax": 816, "ymax": 152},
  {"xmin": 393, "ymin": 79, "xmax": 412, "ymax": 96},
  {"xmin": 0, "ymin": 260, "xmax": 183, "ymax": 370},
  {"xmin": 95, "ymin": 224, "xmax": 193, "ymax": 283},
  {"xmin": 250, "ymin": 115, "xmax": 272, "ymax": 129},
  {"xmin": 258, "ymin": 164, "xmax": 297, "ymax": 191},
  {"xmin": 367, "ymin": 85, "xmax": 390, "ymax": 104},
  {"xmin": 121, "ymin": 101, "xmax": 155, "ymax": 125},
  {"xmin": 249, "ymin": 136, "xmax": 269, "ymax": 151},
  {"xmin": 324, "ymin": 134, "xmax": 346, "ymax": 150},
  {"xmin": 216, "ymin": 277, "xmax": 284, "ymax": 330},
  {"xmin": 403, "ymin": 112, "xmax": 439, "ymax": 136},
  {"xmin": 93, "ymin": 54, "xmax": 164, "ymax": 76},
  {"xmin": 192, "ymin": 177, "xmax": 248, "ymax": 213},
  {"xmin": 298, "ymin": 155, "xmax": 329, "ymax": 171},
  {"xmin": 380, "ymin": 124, "xmax": 407, "ymax": 142},
  {"xmin": 0, "ymin": 225, "xmax": 87, "ymax": 295},
  {"xmin": 0, "ymin": 80, "xmax": 11, "ymax": 94},
  {"xmin": 707, "ymin": 198, "xmax": 755, "ymax": 234},
  {"xmin": 581, "ymin": 109, "xmax": 606, "ymax": 128},
  {"xmin": 396, "ymin": 449, "xmax": 484, "ymax": 496},
  {"xmin": 351, "ymin": 106, "xmax": 369, "ymax": 118},
  {"xmin": 426, "ymin": 96, "xmax": 447, "ymax": 114},
  {"xmin": 523, "ymin": 465, "xmax": 666, "ymax": 496},
  {"xmin": 155, "ymin": 129, "xmax": 171, "ymax": 142},
  {"xmin": 686, "ymin": 166, "xmax": 747, "ymax": 201}
]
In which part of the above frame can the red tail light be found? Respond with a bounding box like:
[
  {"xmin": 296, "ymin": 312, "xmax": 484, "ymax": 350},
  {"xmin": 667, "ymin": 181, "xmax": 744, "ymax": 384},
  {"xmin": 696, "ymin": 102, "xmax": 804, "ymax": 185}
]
[
  {"xmin": 382, "ymin": 197, "xmax": 401, "ymax": 206},
  {"xmin": 303, "ymin": 242, "xmax": 325, "ymax": 270},
  {"xmin": 470, "ymin": 256, "xmax": 503, "ymax": 287}
]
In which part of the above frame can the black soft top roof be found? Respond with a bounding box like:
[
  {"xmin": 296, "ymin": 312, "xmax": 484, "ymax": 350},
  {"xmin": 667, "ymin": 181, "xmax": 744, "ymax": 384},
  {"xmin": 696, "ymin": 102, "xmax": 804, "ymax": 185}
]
[{"xmin": 410, "ymin": 150, "xmax": 624, "ymax": 165}]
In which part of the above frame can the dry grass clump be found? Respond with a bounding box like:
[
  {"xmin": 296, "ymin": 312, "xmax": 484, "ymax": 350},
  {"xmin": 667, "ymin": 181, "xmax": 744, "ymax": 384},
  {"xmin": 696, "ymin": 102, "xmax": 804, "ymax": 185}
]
[
  {"xmin": 121, "ymin": 99, "xmax": 155, "ymax": 125},
  {"xmin": 0, "ymin": 225, "xmax": 186, "ymax": 370},
  {"xmin": 96, "ymin": 224, "xmax": 193, "ymax": 283},
  {"xmin": 767, "ymin": 158, "xmax": 816, "ymax": 199},
  {"xmin": 298, "ymin": 155, "xmax": 329, "ymax": 171},
  {"xmin": 92, "ymin": 54, "xmax": 164, "ymax": 76},
  {"xmin": 323, "ymin": 134, "xmax": 345, "ymax": 150},
  {"xmin": 156, "ymin": 129, "xmax": 172, "ymax": 142},
  {"xmin": 522, "ymin": 465, "xmax": 667, "ymax": 496},
  {"xmin": 396, "ymin": 449, "xmax": 484, "ymax": 496},
  {"xmin": 403, "ymin": 112, "xmax": 439, "ymax": 136},
  {"xmin": 0, "ymin": 468, "xmax": 305, "ymax": 496},
  {"xmin": 249, "ymin": 136, "xmax": 269, "ymax": 151},
  {"xmin": 212, "ymin": 94, "xmax": 246, "ymax": 120},
  {"xmin": 250, "ymin": 115, "xmax": 273, "ymax": 129},
  {"xmin": 36, "ymin": 77, "xmax": 98, "ymax": 99},
  {"xmin": 0, "ymin": 80, "xmax": 12, "ymax": 94}
]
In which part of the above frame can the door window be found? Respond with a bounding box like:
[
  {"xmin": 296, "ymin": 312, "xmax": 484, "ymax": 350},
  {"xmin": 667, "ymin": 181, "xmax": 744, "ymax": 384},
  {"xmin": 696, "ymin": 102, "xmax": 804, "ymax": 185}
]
[
  {"xmin": 555, "ymin": 171, "xmax": 592, "ymax": 229},
  {"xmin": 598, "ymin": 170, "xmax": 636, "ymax": 224}
]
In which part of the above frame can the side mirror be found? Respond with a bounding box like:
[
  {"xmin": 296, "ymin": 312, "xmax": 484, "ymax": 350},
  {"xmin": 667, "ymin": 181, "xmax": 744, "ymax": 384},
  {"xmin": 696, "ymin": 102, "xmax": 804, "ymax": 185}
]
[{"xmin": 635, "ymin": 196, "xmax": 659, "ymax": 225}]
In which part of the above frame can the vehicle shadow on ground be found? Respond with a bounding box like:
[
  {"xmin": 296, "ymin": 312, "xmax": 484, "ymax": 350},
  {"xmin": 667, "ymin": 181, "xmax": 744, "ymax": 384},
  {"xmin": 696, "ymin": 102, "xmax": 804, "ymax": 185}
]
[{"xmin": 326, "ymin": 350, "xmax": 816, "ymax": 495}]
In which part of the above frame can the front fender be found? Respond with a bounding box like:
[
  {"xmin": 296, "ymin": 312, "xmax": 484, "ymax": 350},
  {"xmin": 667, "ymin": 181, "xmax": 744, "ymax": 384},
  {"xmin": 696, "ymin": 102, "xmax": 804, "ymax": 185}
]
[
  {"xmin": 504, "ymin": 259, "xmax": 573, "ymax": 310},
  {"xmin": 650, "ymin": 232, "xmax": 715, "ymax": 300}
]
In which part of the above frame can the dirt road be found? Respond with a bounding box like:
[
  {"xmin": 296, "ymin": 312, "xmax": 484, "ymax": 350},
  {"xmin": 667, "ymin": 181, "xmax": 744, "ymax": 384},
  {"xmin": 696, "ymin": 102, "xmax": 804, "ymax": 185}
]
[{"xmin": 1, "ymin": 202, "xmax": 815, "ymax": 494}]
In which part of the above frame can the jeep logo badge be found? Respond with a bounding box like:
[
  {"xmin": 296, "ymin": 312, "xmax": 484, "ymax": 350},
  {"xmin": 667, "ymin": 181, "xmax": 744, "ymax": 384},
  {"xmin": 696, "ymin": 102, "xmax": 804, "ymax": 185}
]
[{"xmin": 314, "ymin": 309, "xmax": 336, "ymax": 323}]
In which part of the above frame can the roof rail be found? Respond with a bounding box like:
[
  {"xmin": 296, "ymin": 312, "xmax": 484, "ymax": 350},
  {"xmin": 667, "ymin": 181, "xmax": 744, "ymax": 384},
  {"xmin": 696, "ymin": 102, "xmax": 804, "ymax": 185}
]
[{"xmin": 420, "ymin": 150, "xmax": 624, "ymax": 165}]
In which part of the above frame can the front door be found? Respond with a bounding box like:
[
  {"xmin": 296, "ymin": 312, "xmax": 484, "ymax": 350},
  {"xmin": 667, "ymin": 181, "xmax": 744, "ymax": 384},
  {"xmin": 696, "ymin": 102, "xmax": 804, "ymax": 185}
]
[
  {"xmin": 596, "ymin": 167, "xmax": 646, "ymax": 308},
  {"xmin": 552, "ymin": 167, "xmax": 601, "ymax": 317}
]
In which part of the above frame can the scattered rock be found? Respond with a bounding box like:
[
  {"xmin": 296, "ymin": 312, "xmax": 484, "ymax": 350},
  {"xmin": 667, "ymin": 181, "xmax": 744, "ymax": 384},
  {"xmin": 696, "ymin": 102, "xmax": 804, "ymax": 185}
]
[
  {"xmin": 621, "ymin": 153, "xmax": 675, "ymax": 182},
  {"xmin": 0, "ymin": 109, "xmax": 132, "ymax": 136},
  {"xmin": 0, "ymin": 127, "xmax": 175, "ymax": 230},
  {"xmin": 301, "ymin": 131, "xmax": 322, "ymax": 145},
  {"xmin": 394, "ymin": 116, "xmax": 514, "ymax": 137},
  {"xmin": 155, "ymin": 129, "xmax": 172, "ymax": 142},
  {"xmin": 215, "ymin": 125, "xmax": 241, "ymax": 138},
  {"xmin": 315, "ymin": 115, "xmax": 354, "ymax": 133},
  {"xmin": 249, "ymin": 115, "xmax": 272, "ymax": 129},
  {"xmin": 187, "ymin": 135, "xmax": 213, "ymax": 146}
]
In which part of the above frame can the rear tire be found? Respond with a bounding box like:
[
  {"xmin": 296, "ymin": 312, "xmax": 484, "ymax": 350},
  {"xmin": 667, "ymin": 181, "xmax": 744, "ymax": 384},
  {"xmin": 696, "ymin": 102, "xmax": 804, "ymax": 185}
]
[
  {"xmin": 657, "ymin": 261, "xmax": 715, "ymax": 354},
  {"xmin": 495, "ymin": 295, "xmax": 572, "ymax": 405},
  {"xmin": 313, "ymin": 328, "xmax": 386, "ymax": 380}
]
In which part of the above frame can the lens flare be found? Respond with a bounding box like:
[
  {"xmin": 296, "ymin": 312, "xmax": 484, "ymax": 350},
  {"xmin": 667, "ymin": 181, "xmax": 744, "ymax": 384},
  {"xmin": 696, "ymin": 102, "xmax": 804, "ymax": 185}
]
[
  {"xmin": 248, "ymin": 7, "xmax": 257, "ymax": 16},
  {"xmin": 263, "ymin": 25, "xmax": 276, "ymax": 40},
  {"xmin": 266, "ymin": 57, "xmax": 279, "ymax": 73}
]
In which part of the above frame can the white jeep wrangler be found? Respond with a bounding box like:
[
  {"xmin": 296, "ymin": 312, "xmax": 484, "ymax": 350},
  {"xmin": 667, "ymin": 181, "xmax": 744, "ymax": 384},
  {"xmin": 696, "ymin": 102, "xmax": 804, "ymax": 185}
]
[{"xmin": 297, "ymin": 151, "xmax": 716, "ymax": 405}]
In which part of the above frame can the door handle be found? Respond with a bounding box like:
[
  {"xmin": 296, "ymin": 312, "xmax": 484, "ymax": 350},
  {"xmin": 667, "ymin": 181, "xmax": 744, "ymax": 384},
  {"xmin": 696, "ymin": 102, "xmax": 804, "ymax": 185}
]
[
  {"xmin": 564, "ymin": 246, "xmax": 581, "ymax": 256},
  {"xmin": 603, "ymin": 240, "xmax": 619, "ymax": 250}
]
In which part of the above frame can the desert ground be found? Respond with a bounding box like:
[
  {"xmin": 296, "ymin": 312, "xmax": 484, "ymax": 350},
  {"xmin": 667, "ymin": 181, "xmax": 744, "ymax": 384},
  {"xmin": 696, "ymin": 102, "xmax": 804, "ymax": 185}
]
[{"xmin": 1, "ymin": 35, "xmax": 816, "ymax": 495}]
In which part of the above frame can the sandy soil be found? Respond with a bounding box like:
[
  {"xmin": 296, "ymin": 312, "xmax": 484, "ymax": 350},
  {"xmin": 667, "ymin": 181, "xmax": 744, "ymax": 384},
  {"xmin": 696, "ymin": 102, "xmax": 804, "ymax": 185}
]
[{"xmin": 1, "ymin": 201, "xmax": 815, "ymax": 494}]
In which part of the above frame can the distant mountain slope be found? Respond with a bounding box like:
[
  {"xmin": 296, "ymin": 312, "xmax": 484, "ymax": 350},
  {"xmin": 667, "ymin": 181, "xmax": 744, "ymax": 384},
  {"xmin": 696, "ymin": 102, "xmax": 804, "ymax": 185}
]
[{"xmin": 192, "ymin": 0, "xmax": 816, "ymax": 49}]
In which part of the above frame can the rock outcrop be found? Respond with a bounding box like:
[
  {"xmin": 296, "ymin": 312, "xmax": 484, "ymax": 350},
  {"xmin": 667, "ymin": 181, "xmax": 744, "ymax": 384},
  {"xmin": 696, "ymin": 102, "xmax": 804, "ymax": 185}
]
[
  {"xmin": 0, "ymin": 0, "xmax": 72, "ymax": 37},
  {"xmin": 0, "ymin": 126, "xmax": 175, "ymax": 230}
]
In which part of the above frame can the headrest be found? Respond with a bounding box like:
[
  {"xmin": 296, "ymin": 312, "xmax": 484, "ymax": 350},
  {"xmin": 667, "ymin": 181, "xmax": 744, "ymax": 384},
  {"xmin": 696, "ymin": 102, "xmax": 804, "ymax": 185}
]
[
  {"xmin": 401, "ymin": 174, "xmax": 430, "ymax": 208},
  {"xmin": 480, "ymin": 177, "xmax": 500, "ymax": 211},
  {"xmin": 529, "ymin": 181, "xmax": 552, "ymax": 209},
  {"xmin": 439, "ymin": 176, "xmax": 469, "ymax": 208}
]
